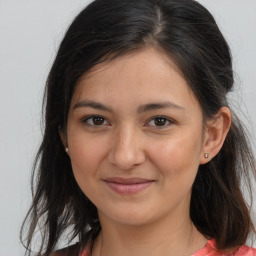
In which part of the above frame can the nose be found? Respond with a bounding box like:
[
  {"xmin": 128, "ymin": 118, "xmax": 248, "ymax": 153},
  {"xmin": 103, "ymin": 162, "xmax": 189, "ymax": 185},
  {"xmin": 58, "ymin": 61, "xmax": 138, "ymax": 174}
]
[{"xmin": 107, "ymin": 126, "xmax": 146, "ymax": 170}]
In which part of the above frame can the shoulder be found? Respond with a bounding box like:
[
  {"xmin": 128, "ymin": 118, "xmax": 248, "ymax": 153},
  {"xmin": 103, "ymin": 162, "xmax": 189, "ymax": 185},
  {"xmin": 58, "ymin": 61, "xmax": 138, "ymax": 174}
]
[
  {"xmin": 234, "ymin": 245, "xmax": 256, "ymax": 256},
  {"xmin": 193, "ymin": 239, "xmax": 256, "ymax": 256}
]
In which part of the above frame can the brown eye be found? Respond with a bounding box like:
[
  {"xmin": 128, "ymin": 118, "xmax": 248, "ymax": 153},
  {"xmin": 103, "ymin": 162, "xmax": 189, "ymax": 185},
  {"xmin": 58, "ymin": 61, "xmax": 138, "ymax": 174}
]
[
  {"xmin": 92, "ymin": 117, "xmax": 105, "ymax": 125},
  {"xmin": 154, "ymin": 117, "xmax": 167, "ymax": 126},
  {"xmin": 82, "ymin": 116, "xmax": 109, "ymax": 126},
  {"xmin": 147, "ymin": 116, "xmax": 173, "ymax": 128}
]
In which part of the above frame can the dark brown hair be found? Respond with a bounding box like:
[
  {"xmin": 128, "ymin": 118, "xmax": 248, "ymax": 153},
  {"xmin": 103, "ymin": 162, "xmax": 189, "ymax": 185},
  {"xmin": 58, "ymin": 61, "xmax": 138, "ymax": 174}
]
[{"xmin": 21, "ymin": 0, "xmax": 256, "ymax": 255}]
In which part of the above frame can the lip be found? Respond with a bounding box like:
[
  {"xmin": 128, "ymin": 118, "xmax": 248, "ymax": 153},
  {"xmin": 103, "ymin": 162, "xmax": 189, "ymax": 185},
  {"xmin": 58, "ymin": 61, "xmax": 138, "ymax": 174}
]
[{"xmin": 103, "ymin": 177, "xmax": 155, "ymax": 194}]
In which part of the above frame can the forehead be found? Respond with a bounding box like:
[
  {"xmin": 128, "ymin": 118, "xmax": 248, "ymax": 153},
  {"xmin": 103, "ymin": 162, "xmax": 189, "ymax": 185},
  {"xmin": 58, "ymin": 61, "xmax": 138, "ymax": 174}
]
[{"xmin": 71, "ymin": 47, "xmax": 199, "ymax": 113}]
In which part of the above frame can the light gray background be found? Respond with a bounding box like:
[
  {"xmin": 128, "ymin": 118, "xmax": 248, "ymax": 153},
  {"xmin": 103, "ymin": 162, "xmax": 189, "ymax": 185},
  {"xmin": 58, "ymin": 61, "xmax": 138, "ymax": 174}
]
[{"xmin": 0, "ymin": 1, "xmax": 255, "ymax": 255}]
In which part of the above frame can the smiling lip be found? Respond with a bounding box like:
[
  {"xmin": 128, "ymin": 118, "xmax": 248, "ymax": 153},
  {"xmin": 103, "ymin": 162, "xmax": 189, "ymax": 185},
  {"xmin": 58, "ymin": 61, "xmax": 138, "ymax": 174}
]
[{"xmin": 103, "ymin": 177, "xmax": 154, "ymax": 194}]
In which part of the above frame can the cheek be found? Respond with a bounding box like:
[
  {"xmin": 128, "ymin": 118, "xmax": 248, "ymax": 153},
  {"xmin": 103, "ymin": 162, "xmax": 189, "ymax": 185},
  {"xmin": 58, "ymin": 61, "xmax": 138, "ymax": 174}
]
[
  {"xmin": 68, "ymin": 131, "xmax": 108, "ymax": 187},
  {"xmin": 148, "ymin": 136, "xmax": 202, "ymax": 209},
  {"xmin": 149, "ymin": 133, "xmax": 202, "ymax": 181},
  {"xmin": 68, "ymin": 137, "xmax": 108, "ymax": 204}
]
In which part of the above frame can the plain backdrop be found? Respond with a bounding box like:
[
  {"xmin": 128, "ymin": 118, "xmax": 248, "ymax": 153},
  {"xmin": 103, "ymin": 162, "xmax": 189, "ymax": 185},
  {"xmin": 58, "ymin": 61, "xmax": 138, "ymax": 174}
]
[{"xmin": 0, "ymin": 1, "xmax": 256, "ymax": 255}]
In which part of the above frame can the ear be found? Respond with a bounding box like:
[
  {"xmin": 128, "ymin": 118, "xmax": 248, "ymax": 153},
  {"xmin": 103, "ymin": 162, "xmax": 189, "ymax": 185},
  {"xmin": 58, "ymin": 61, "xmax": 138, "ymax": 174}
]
[{"xmin": 200, "ymin": 107, "xmax": 231, "ymax": 164}]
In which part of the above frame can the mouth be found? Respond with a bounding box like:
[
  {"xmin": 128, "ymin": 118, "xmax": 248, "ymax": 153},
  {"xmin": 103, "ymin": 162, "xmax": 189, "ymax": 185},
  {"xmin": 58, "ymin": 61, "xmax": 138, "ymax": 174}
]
[{"xmin": 103, "ymin": 177, "xmax": 155, "ymax": 194}]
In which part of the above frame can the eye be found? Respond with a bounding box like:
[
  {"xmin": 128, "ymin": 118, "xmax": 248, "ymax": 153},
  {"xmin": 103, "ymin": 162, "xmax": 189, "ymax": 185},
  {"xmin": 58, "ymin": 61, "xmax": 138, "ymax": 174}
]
[
  {"xmin": 82, "ymin": 115, "xmax": 109, "ymax": 126},
  {"xmin": 147, "ymin": 116, "xmax": 173, "ymax": 128}
]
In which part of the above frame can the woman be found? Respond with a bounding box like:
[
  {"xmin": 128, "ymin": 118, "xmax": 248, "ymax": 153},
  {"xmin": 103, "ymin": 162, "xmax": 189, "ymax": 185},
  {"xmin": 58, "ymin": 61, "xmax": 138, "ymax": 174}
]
[{"xmin": 21, "ymin": 0, "xmax": 256, "ymax": 255}]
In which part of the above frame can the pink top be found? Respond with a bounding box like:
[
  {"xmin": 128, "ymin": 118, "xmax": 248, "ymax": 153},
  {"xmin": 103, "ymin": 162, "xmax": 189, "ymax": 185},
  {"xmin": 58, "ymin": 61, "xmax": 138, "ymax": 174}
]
[
  {"xmin": 191, "ymin": 239, "xmax": 256, "ymax": 256},
  {"xmin": 79, "ymin": 239, "xmax": 256, "ymax": 256}
]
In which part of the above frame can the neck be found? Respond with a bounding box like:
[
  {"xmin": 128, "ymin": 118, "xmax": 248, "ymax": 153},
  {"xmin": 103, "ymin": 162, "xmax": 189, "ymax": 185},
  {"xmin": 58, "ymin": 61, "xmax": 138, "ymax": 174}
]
[{"xmin": 92, "ymin": 212, "xmax": 207, "ymax": 256}]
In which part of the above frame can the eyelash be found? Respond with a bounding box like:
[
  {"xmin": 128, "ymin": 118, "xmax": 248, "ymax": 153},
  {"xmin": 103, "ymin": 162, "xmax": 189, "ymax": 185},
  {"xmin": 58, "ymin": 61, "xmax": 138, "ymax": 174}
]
[
  {"xmin": 146, "ymin": 116, "xmax": 174, "ymax": 128},
  {"xmin": 81, "ymin": 115, "xmax": 174, "ymax": 128},
  {"xmin": 81, "ymin": 115, "xmax": 110, "ymax": 127}
]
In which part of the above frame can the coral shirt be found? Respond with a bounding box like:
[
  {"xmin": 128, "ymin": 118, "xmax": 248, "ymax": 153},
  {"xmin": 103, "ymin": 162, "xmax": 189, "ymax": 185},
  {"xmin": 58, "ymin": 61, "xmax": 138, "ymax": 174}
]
[
  {"xmin": 192, "ymin": 239, "xmax": 256, "ymax": 256},
  {"xmin": 79, "ymin": 239, "xmax": 256, "ymax": 256}
]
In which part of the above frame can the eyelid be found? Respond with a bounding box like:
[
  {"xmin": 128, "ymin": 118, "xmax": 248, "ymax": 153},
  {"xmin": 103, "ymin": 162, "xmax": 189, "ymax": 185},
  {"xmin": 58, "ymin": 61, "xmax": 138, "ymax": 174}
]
[
  {"xmin": 80, "ymin": 115, "xmax": 174, "ymax": 128},
  {"xmin": 145, "ymin": 115, "xmax": 174, "ymax": 128},
  {"xmin": 81, "ymin": 115, "xmax": 110, "ymax": 127}
]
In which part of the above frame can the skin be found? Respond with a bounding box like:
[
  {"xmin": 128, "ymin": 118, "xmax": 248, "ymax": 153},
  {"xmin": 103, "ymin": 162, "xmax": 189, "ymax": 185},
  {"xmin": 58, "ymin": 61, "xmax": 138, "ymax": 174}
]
[{"xmin": 61, "ymin": 47, "xmax": 231, "ymax": 256}]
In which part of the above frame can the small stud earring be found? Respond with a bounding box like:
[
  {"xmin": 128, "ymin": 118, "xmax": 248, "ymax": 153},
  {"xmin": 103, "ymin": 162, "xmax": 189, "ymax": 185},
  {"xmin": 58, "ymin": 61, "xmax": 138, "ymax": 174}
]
[
  {"xmin": 204, "ymin": 153, "xmax": 209, "ymax": 159},
  {"xmin": 65, "ymin": 147, "xmax": 69, "ymax": 153}
]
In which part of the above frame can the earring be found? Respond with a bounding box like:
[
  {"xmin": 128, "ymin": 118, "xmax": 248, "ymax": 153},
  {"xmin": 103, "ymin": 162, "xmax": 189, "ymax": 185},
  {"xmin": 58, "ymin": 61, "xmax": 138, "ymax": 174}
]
[
  {"xmin": 204, "ymin": 153, "xmax": 209, "ymax": 159},
  {"xmin": 65, "ymin": 147, "xmax": 69, "ymax": 153}
]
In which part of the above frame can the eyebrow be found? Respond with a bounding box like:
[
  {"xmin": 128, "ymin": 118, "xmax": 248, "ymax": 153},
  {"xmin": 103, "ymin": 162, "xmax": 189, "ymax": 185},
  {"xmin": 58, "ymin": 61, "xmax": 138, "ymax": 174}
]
[
  {"xmin": 137, "ymin": 102, "xmax": 185, "ymax": 113},
  {"xmin": 73, "ymin": 100, "xmax": 113, "ymax": 112},
  {"xmin": 73, "ymin": 99, "xmax": 185, "ymax": 113}
]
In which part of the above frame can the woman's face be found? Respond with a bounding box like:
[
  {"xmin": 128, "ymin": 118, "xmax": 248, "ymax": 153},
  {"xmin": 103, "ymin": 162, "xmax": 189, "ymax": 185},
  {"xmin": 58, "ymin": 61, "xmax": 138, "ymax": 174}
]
[{"xmin": 66, "ymin": 48, "xmax": 208, "ymax": 226}]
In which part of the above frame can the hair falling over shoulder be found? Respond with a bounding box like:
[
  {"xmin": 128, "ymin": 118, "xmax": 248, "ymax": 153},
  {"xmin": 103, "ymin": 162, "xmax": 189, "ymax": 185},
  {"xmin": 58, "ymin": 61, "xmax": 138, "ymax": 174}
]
[{"xmin": 20, "ymin": 0, "xmax": 256, "ymax": 255}]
